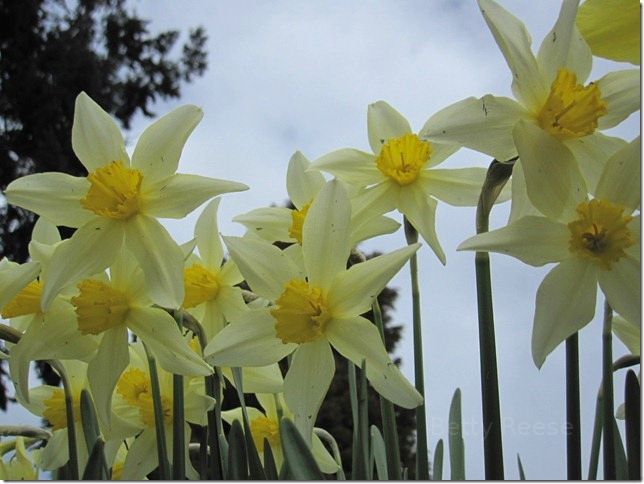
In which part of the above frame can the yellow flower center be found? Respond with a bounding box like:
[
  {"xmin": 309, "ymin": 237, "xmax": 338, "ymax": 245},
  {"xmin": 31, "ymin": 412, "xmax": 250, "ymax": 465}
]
[
  {"xmin": 249, "ymin": 416, "xmax": 280, "ymax": 450},
  {"xmin": 116, "ymin": 368, "xmax": 172, "ymax": 427},
  {"xmin": 71, "ymin": 280, "xmax": 130, "ymax": 335},
  {"xmin": 183, "ymin": 264, "xmax": 220, "ymax": 308},
  {"xmin": 80, "ymin": 161, "xmax": 143, "ymax": 219},
  {"xmin": 271, "ymin": 279, "xmax": 330, "ymax": 344},
  {"xmin": 568, "ymin": 199, "xmax": 634, "ymax": 270},
  {"xmin": 375, "ymin": 133, "xmax": 431, "ymax": 185},
  {"xmin": 537, "ymin": 69, "xmax": 608, "ymax": 140},
  {"xmin": 42, "ymin": 389, "xmax": 81, "ymax": 431},
  {"xmin": 1, "ymin": 280, "xmax": 42, "ymax": 318},
  {"xmin": 288, "ymin": 202, "xmax": 311, "ymax": 244}
]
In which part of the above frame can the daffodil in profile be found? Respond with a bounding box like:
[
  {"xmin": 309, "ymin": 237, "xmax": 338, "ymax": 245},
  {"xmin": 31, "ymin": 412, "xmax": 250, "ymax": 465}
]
[
  {"xmin": 205, "ymin": 180, "xmax": 422, "ymax": 439},
  {"xmin": 421, "ymin": 0, "xmax": 639, "ymax": 218},
  {"xmin": 458, "ymin": 137, "xmax": 640, "ymax": 367},
  {"xmin": 310, "ymin": 101, "xmax": 491, "ymax": 264},
  {"xmin": 234, "ymin": 151, "xmax": 399, "ymax": 247},
  {"xmin": 4, "ymin": 92, "xmax": 247, "ymax": 310},
  {"xmin": 222, "ymin": 392, "xmax": 338, "ymax": 473}
]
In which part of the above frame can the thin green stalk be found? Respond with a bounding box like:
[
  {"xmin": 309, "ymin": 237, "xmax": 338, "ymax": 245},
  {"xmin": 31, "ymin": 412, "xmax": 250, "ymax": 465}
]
[
  {"xmin": 565, "ymin": 333, "xmax": 581, "ymax": 479},
  {"xmin": 403, "ymin": 217, "xmax": 429, "ymax": 480},
  {"xmin": 49, "ymin": 361, "xmax": 79, "ymax": 480},
  {"xmin": 625, "ymin": 370, "xmax": 640, "ymax": 480},
  {"xmin": 602, "ymin": 301, "xmax": 616, "ymax": 480},
  {"xmin": 348, "ymin": 362, "xmax": 366, "ymax": 480},
  {"xmin": 587, "ymin": 390, "xmax": 603, "ymax": 480},
  {"xmin": 143, "ymin": 343, "xmax": 171, "ymax": 479},
  {"xmin": 172, "ymin": 314, "xmax": 186, "ymax": 480},
  {"xmin": 371, "ymin": 300, "xmax": 402, "ymax": 480},
  {"xmin": 473, "ymin": 159, "xmax": 513, "ymax": 480}
]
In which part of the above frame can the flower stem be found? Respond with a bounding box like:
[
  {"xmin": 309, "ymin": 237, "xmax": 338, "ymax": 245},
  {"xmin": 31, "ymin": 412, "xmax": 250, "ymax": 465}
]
[
  {"xmin": 566, "ymin": 333, "xmax": 581, "ymax": 479},
  {"xmin": 172, "ymin": 313, "xmax": 186, "ymax": 480},
  {"xmin": 143, "ymin": 342, "xmax": 171, "ymax": 480},
  {"xmin": 49, "ymin": 360, "xmax": 79, "ymax": 480},
  {"xmin": 371, "ymin": 299, "xmax": 402, "ymax": 480},
  {"xmin": 403, "ymin": 217, "xmax": 429, "ymax": 480},
  {"xmin": 587, "ymin": 389, "xmax": 603, "ymax": 480},
  {"xmin": 473, "ymin": 159, "xmax": 513, "ymax": 480},
  {"xmin": 602, "ymin": 301, "xmax": 616, "ymax": 480}
]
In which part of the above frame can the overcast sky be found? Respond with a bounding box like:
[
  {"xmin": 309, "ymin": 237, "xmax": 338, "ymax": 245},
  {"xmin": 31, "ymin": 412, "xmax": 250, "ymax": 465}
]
[{"xmin": 2, "ymin": 0, "xmax": 639, "ymax": 479}]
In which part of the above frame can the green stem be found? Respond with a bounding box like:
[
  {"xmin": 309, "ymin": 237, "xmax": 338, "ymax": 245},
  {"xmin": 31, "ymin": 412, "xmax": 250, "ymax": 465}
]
[
  {"xmin": 172, "ymin": 314, "xmax": 186, "ymax": 480},
  {"xmin": 588, "ymin": 390, "xmax": 603, "ymax": 480},
  {"xmin": 50, "ymin": 361, "xmax": 79, "ymax": 480},
  {"xmin": 602, "ymin": 301, "xmax": 616, "ymax": 480},
  {"xmin": 403, "ymin": 217, "xmax": 429, "ymax": 480},
  {"xmin": 143, "ymin": 343, "xmax": 171, "ymax": 479},
  {"xmin": 371, "ymin": 299, "xmax": 402, "ymax": 480},
  {"xmin": 473, "ymin": 159, "xmax": 513, "ymax": 480},
  {"xmin": 625, "ymin": 370, "xmax": 640, "ymax": 480},
  {"xmin": 565, "ymin": 333, "xmax": 581, "ymax": 479}
]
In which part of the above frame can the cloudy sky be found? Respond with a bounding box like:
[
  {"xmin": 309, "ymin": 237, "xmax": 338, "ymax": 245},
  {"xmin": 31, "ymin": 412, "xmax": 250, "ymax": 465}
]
[{"xmin": 3, "ymin": 0, "xmax": 639, "ymax": 479}]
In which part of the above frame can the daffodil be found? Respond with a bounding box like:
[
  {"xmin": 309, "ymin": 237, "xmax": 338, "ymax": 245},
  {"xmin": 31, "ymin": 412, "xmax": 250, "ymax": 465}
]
[
  {"xmin": 458, "ymin": 137, "xmax": 640, "ymax": 367},
  {"xmin": 576, "ymin": 0, "xmax": 640, "ymax": 65},
  {"xmin": 310, "ymin": 101, "xmax": 492, "ymax": 264},
  {"xmin": 111, "ymin": 342, "xmax": 215, "ymax": 480},
  {"xmin": 222, "ymin": 392, "xmax": 338, "ymax": 473},
  {"xmin": 234, "ymin": 151, "xmax": 400, "ymax": 247},
  {"xmin": 0, "ymin": 437, "xmax": 39, "ymax": 480},
  {"xmin": 4, "ymin": 92, "xmax": 248, "ymax": 310},
  {"xmin": 1, "ymin": 218, "xmax": 99, "ymax": 404},
  {"xmin": 205, "ymin": 180, "xmax": 422, "ymax": 439},
  {"xmin": 69, "ymin": 248, "xmax": 212, "ymax": 428},
  {"xmin": 421, "ymin": 0, "xmax": 639, "ymax": 218}
]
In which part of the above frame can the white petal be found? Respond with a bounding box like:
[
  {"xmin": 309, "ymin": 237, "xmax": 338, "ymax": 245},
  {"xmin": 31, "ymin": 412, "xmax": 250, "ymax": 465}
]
[
  {"xmin": 194, "ymin": 198, "xmax": 224, "ymax": 268},
  {"xmin": 123, "ymin": 215, "xmax": 184, "ymax": 308},
  {"xmin": 302, "ymin": 180, "xmax": 351, "ymax": 290},
  {"xmin": 326, "ymin": 316, "xmax": 422, "ymax": 408},
  {"xmin": 238, "ymin": 364, "xmax": 284, "ymax": 394},
  {"xmin": 367, "ymin": 101, "xmax": 412, "ymax": 154},
  {"xmin": 5, "ymin": 173, "xmax": 92, "ymax": 228},
  {"xmin": 597, "ymin": 69, "xmax": 641, "ymax": 130},
  {"xmin": 128, "ymin": 306, "xmax": 212, "ymax": 376},
  {"xmin": 421, "ymin": 167, "xmax": 489, "ymax": 207},
  {"xmin": 350, "ymin": 181, "xmax": 399, "ymax": 220},
  {"xmin": 286, "ymin": 151, "xmax": 325, "ymax": 208},
  {"xmin": 478, "ymin": 0, "xmax": 547, "ymax": 110},
  {"xmin": 42, "ymin": 218, "xmax": 123, "ymax": 310},
  {"xmin": 223, "ymin": 236, "xmax": 302, "ymax": 301},
  {"xmin": 420, "ymin": 95, "xmax": 528, "ymax": 161},
  {"xmin": 398, "ymin": 184, "xmax": 445, "ymax": 264},
  {"xmin": 310, "ymin": 148, "xmax": 383, "ymax": 186},
  {"xmin": 425, "ymin": 141, "xmax": 460, "ymax": 168},
  {"xmin": 508, "ymin": 159, "xmax": 542, "ymax": 223},
  {"xmin": 532, "ymin": 258, "xmax": 598, "ymax": 368},
  {"xmin": 87, "ymin": 325, "xmax": 129, "ymax": 428},
  {"xmin": 537, "ymin": 0, "xmax": 591, "ymax": 84},
  {"xmin": 284, "ymin": 341, "xmax": 335, "ymax": 440},
  {"xmin": 458, "ymin": 216, "xmax": 570, "ymax": 266},
  {"xmin": 131, "ymin": 104, "xmax": 203, "ymax": 183},
  {"xmin": 349, "ymin": 214, "xmax": 400, "ymax": 247},
  {"xmin": 513, "ymin": 120, "xmax": 586, "ymax": 221},
  {"xmin": 328, "ymin": 244, "xmax": 420, "ymax": 317},
  {"xmin": 612, "ymin": 315, "xmax": 640, "ymax": 356},
  {"xmin": 143, "ymin": 173, "xmax": 247, "ymax": 219},
  {"xmin": 566, "ymin": 133, "xmax": 627, "ymax": 194},
  {"xmin": 233, "ymin": 207, "xmax": 293, "ymax": 243},
  {"xmin": 598, "ymin": 256, "xmax": 641, "ymax": 326},
  {"xmin": 204, "ymin": 309, "xmax": 296, "ymax": 367},
  {"xmin": 0, "ymin": 261, "xmax": 40, "ymax": 310},
  {"xmin": 72, "ymin": 92, "xmax": 129, "ymax": 172},
  {"xmin": 121, "ymin": 429, "xmax": 158, "ymax": 480},
  {"xmin": 595, "ymin": 136, "xmax": 640, "ymax": 213},
  {"xmin": 31, "ymin": 217, "xmax": 61, "ymax": 245}
]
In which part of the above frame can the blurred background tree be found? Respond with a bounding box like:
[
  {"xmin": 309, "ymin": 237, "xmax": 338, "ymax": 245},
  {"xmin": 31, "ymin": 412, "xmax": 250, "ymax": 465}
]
[{"xmin": 0, "ymin": 0, "xmax": 208, "ymax": 409}]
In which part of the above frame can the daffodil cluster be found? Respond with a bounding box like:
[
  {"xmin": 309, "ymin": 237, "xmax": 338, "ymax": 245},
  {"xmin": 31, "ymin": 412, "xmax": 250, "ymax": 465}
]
[{"xmin": 0, "ymin": 0, "xmax": 639, "ymax": 480}]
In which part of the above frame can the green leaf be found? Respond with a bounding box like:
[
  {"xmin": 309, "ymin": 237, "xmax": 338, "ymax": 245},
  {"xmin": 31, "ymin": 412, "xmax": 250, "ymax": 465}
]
[
  {"xmin": 227, "ymin": 420, "xmax": 248, "ymax": 480},
  {"xmin": 432, "ymin": 439, "xmax": 444, "ymax": 480},
  {"xmin": 263, "ymin": 438, "xmax": 278, "ymax": 480},
  {"xmin": 79, "ymin": 389, "xmax": 100, "ymax": 453},
  {"xmin": 448, "ymin": 388, "xmax": 465, "ymax": 480},
  {"xmin": 517, "ymin": 453, "xmax": 526, "ymax": 480},
  {"xmin": 625, "ymin": 370, "xmax": 641, "ymax": 480},
  {"xmin": 370, "ymin": 425, "xmax": 388, "ymax": 480},
  {"xmin": 279, "ymin": 417, "xmax": 324, "ymax": 480},
  {"xmin": 587, "ymin": 392, "xmax": 603, "ymax": 480},
  {"xmin": 613, "ymin": 415, "xmax": 628, "ymax": 480},
  {"xmin": 218, "ymin": 433, "xmax": 229, "ymax": 479},
  {"xmin": 81, "ymin": 438, "xmax": 107, "ymax": 480}
]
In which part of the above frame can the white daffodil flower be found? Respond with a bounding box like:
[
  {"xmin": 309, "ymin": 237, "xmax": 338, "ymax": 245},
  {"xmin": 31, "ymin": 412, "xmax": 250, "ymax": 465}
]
[
  {"xmin": 234, "ymin": 151, "xmax": 400, "ymax": 247},
  {"xmin": 205, "ymin": 180, "xmax": 422, "ymax": 440},
  {"xmin": 458, "ymin": 137, "xmax": 640, "ymax": 368},
  {"xmin": 310, "ymin": 101, "xmax": 495, "ymax": 264},
  {"xmin": 4, "ymin": 92, "xmax": 248, "ymax": 310},
  {"xmin": 421, "ymin": 0, "xmax": 639, "ymax": 220}
]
